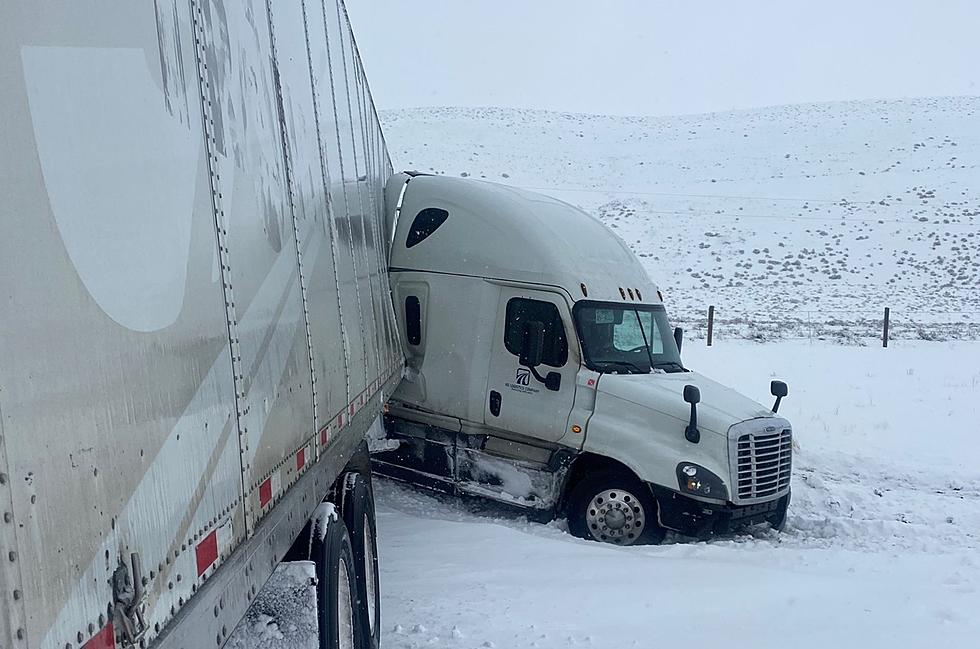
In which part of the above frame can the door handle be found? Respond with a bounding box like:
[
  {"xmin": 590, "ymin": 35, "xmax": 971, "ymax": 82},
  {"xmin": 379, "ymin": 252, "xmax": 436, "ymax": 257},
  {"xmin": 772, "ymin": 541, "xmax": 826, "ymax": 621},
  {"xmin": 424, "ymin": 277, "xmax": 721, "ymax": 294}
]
[{"xmin": 489, "ymin": 390, "xmax": 501, "ymax": 417}]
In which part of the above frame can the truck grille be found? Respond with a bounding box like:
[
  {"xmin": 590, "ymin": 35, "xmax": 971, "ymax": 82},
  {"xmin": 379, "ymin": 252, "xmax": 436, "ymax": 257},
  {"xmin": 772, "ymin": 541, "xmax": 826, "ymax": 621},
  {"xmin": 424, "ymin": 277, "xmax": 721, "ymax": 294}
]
[{"xmin": 733, "ymin": 428, "xmax": 792, "ymax": 502}]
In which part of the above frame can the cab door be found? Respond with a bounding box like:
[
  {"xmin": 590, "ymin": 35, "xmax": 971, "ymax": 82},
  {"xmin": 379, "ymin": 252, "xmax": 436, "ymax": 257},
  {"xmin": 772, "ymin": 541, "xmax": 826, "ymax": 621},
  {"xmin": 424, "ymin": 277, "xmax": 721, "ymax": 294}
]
[{"xmin": 484, "ymin": 287, "xmax": 579, "ymax": 443}]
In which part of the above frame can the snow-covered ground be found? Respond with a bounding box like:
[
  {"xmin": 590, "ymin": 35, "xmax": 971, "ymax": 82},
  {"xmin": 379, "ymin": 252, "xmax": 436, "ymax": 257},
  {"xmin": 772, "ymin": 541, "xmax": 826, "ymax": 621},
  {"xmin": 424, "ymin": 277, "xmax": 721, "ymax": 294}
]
[
  {"xmin": 228, "ymin": 562, "xmax": 318, "ymax": 649},
  {"xmin": 376, "ymin": 340, "xmax": 980, "ymax": 648},
  {"xmin": 235, "ymin": 97, "xmax": 980, "ymax": 647},
  {"xmin": 381, "ymin": 99, "xmax": 980, "ymax": 340}
]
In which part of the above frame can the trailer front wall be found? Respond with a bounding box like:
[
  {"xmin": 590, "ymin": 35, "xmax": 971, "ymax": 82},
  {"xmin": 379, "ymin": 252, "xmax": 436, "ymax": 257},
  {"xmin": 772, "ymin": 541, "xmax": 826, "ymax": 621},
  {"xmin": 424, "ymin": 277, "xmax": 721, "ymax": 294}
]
[{"xmin": 0, "ymin": 2, "xmax": 398, "ymax": 648}]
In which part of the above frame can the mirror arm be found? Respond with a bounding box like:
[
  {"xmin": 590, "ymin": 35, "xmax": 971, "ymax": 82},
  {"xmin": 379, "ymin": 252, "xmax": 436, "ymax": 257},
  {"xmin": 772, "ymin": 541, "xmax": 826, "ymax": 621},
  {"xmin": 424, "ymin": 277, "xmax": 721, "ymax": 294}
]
[
  {"xmin": 685, "ymin": 403, "xmax": 700, "ymax": 443},
  {"xmin": 772, "ymin": 395, "xmax": 782, "ymax": 413},
  {"xmin": 524, "ymin": 365, "xmax": 561, "ymax": 392}
]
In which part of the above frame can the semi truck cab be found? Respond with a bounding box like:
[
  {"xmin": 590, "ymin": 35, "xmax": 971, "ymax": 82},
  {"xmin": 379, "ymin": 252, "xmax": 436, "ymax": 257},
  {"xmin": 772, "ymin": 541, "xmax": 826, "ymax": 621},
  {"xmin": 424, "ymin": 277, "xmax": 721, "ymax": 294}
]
[{"xmin": 373, "ymin": 172, "xmax": 792, "ymax": 544}]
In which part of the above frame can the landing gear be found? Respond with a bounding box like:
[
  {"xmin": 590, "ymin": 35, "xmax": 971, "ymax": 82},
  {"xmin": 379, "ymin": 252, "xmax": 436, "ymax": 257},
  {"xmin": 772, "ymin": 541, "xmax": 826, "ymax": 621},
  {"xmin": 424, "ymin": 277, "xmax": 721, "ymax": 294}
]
[{"xmin": 567, "ymin": 472, "xmax": 666, "ymax": 545}]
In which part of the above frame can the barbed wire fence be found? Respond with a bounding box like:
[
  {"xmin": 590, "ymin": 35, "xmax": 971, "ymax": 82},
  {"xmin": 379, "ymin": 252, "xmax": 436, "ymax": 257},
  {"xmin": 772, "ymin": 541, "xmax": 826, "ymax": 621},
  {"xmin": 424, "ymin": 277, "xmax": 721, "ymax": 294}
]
[{"xmin": 673, "ymin": 307, "xmax": 980, "ymax": 346}]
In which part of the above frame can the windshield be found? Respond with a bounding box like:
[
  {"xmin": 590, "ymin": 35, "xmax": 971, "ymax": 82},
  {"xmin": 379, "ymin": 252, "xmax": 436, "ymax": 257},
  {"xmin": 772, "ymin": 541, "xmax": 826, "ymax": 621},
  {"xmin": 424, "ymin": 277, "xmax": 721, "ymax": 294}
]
[{"xmin": 573, "ymin": 301, "xmax": 684, "ymax": 374}]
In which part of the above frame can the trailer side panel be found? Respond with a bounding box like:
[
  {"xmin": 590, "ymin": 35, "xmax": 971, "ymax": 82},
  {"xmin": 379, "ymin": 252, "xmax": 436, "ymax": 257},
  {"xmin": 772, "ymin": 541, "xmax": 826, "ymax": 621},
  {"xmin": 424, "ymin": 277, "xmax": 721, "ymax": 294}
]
[{"xmin": 0, "ymin": 1, "xmax": 399, "ymax": 648}]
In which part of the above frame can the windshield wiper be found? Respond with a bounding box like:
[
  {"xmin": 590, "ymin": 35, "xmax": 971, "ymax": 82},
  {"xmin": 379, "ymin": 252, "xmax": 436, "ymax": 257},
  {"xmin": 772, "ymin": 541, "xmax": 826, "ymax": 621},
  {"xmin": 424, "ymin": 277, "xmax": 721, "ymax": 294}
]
[
  {"xmin": 595, "ymin": 360, "xmax": 647, "ymax": 374},
  {"xmin": 651, "ymin": 361, "xmax": 687, "ymax": 373}
]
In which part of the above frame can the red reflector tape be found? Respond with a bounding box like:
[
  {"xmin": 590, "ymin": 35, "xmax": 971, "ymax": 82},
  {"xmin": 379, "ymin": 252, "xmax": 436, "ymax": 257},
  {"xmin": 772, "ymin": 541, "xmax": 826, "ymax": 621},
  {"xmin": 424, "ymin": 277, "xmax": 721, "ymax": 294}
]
[
  {"xmin": 319, "ymin": 425, "xmax": 329, "ymax": 446},
  {"xmin": 196, "ymin": 530, "xmax": 218, "ymax": 576},
  {"xmin": 259, "ymin": 478, "xmax": 272, "ymax": 508},
  {"xmin": 296, "ymin": 447, "xmax": 306, "ymax": 471},
  {"xmin": 82, "ymin": 623, "xmax": 115, "ymax": 649}
]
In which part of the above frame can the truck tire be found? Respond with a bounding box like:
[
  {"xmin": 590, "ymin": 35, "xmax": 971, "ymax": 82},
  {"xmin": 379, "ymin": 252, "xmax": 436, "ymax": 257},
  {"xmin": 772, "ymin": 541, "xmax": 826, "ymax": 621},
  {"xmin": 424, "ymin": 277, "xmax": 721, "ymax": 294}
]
[
  {"xmin": 767, "ymin": 490, "xmax": 791, "ymax": 531},
  {"xmin": 566, "ymin": 472, "xmax": 666, "ymax": 545},
  {"xmin": 312, "ymin": 510, "xmax": 361, "ymax": 649},
  {"xmin": 342, "ymin": 473, "xmax": 381, "ymax": 649}
]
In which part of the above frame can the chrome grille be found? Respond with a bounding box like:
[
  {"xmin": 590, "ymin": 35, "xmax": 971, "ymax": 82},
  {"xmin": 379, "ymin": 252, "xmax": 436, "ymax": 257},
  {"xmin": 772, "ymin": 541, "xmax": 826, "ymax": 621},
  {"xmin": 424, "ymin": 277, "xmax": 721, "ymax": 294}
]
[{"xmin": 733, "ymin": 428, "xmax": 792, "ymax": 502}]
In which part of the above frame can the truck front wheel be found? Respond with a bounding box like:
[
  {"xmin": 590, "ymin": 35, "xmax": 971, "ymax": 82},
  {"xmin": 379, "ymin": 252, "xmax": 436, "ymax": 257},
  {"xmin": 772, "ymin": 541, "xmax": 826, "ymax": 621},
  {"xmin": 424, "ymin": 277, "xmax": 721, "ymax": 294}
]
[
  {"xmin": 566, "ymin": 472, "xmax": 666, "ymax": 545},
  {"xmin": 767, "ymin": 491, "xmax": 791, "ymax": 531}
]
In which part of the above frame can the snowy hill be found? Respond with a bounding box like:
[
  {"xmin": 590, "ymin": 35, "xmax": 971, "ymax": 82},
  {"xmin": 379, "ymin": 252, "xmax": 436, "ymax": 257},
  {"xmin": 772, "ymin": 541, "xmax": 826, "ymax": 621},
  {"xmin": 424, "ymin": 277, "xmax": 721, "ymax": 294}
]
[{"xmin": 380, "ymin": 98, "xmax": 980, "ymax": 341}]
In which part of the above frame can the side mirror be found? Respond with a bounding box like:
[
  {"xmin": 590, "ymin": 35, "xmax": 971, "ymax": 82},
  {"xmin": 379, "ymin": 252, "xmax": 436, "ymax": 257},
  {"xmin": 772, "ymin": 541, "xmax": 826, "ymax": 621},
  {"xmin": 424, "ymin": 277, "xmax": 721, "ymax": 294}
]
[
  {"xmin": 770, "ymin": 380, "xmax": 788, "ymax": 413},
  {"xmin": 519, "ymin": 321, "xmax": 562, "ymax": 391},
  {"xmin": 519, "ymin": 321, "xmax": 545, "ymax": 368},
  {"xmin": 673, "ymin": 326, "xmax": 683, "ymax": 354},
  {"xmin": 683, "ymin": 384, "xmax": 700, "ymax": 443},
  {"xmin": 683, "ymin": 384, "xmax": 700, "ymax": 404}
]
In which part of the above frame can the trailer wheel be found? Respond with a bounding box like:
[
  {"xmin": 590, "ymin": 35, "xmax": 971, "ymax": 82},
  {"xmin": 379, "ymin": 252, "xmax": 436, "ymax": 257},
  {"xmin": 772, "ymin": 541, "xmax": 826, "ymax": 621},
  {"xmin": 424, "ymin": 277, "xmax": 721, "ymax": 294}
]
[
  {"xmin": 341, "ymin": 473, "xmax": 381, "ymax": 649},
  {"xmin": 312, "ymin": 510, "xmax": 360, "ymax": 649},
  {"xmin": 566, "ymin": 472, "xmax": 665, "ymax": 545}
]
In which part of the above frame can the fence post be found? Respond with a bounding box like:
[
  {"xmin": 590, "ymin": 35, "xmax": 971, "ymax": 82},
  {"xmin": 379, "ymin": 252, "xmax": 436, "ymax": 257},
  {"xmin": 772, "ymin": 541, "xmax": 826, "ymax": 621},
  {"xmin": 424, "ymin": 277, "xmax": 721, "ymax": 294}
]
[
  {"xmin": 882, "ymin": 307, "xmax": 890, "ymax": 348},
  {"xmin": 707, "ymin": 305, "xmax": 715, "ymax": 347}
]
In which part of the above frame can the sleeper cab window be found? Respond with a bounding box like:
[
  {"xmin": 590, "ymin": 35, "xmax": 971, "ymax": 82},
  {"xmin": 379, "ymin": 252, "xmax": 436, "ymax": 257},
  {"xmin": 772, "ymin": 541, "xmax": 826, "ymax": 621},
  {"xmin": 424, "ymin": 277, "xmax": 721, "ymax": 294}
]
[
  {"xmin": 406, "ymin": 207, "xmax": 449, "ymax": 248},
  {"xmin": 504, "ymin": 298, "xmax": 568, "ymax": 367},
  {"xmin": 405, "ymin": 296, "xmax": 422, "ymax": 346}
]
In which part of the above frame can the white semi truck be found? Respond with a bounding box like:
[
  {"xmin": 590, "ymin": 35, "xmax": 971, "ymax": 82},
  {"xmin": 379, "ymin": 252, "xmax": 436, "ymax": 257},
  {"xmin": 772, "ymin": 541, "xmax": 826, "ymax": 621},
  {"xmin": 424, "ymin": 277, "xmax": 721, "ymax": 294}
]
[
  {"xmin": 1, "ymin": 2, "xmax": 399, "ymax": 649},
  {"xmin": 374, "ymin": 173, "xmax": 793, "ymax": 545}
]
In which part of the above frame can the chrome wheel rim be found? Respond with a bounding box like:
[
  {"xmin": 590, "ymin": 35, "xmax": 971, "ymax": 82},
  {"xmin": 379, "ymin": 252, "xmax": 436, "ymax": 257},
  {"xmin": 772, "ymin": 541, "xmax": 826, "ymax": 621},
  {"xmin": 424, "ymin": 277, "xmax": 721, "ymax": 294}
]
[
  {"xmin": 363, "ymin": 514, "xmax": 378, "ymax": 633},
  {"xmin": 338, "ymin": 559, "xmax": 355, "ymax": 649},
  {"xmin": 585, "ymin": 488, "xmax": 645, "ymax": 545}
]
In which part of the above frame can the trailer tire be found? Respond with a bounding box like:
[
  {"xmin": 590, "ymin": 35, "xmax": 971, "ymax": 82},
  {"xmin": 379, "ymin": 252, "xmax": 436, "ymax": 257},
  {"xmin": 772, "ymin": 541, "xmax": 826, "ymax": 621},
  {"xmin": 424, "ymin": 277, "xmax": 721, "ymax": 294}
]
[
  {"xmin": 342, "ymin": 473, "xmax": 381, "ymax": 649},
  {"xmin": 312, "ymin": 510, "xmax": 360, "ymax": 649},
  {"xmin": 566, "ymin": 472, "xmax": 666, "ymax": 545}
]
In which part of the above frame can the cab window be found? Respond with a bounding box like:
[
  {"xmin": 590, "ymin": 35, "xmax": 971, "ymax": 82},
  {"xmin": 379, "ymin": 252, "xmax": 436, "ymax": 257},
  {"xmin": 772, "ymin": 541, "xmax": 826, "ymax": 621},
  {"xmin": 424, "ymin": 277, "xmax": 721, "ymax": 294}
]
[
  {"xmin": 406, "ymin": 208, "xmax": 449, "ymax": 248},
  {"xmin": 613, "ymin": 310, "xmax": 664, "ymax": 354},
  {"xmin": 504, "ymin": 298, "xmax": 568, "ymax": 367}
]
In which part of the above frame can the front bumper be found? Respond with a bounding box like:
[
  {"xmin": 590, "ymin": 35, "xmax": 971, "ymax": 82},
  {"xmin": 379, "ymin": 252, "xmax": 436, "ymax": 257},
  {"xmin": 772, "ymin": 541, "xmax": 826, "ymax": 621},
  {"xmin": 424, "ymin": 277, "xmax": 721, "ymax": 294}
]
[{"xmin": 650, "ymin": 484, "xmax": 790, "ymax": 538}]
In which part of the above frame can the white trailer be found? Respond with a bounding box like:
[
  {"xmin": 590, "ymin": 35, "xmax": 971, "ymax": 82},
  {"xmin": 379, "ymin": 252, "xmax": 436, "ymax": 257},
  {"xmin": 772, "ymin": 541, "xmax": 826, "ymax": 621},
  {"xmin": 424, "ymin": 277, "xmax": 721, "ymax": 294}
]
[
  {"xmin": 374, "ymin": 173, "xmax": 793, "ymax": 545},
  {"xmin": 0, "ymin": 2, "xmax": 400, "ymax": 648}
]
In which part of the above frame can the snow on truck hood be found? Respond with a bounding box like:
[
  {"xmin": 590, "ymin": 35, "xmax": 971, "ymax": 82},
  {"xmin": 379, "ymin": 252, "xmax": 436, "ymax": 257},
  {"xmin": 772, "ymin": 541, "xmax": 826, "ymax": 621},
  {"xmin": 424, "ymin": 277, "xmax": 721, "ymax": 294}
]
[{"xmin": 595, "ymin": 370, "xmax": 773, "ymax": 436}]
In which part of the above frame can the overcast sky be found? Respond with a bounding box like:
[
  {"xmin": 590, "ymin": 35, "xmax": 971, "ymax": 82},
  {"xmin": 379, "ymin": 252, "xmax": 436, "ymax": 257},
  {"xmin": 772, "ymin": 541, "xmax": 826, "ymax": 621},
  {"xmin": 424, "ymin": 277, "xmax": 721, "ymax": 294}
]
[{"xmin": 347, "ymin": 1, "xmax": 980, "ymax": 116}]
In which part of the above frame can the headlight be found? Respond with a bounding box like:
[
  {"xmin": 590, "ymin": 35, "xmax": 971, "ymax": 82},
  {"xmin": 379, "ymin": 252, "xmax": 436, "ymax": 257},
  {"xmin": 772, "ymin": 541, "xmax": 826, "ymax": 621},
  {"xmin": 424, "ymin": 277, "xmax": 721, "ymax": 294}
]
[{"xmin": 676, "ymin": 463, "xmax": 728, "ymax": 500}]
